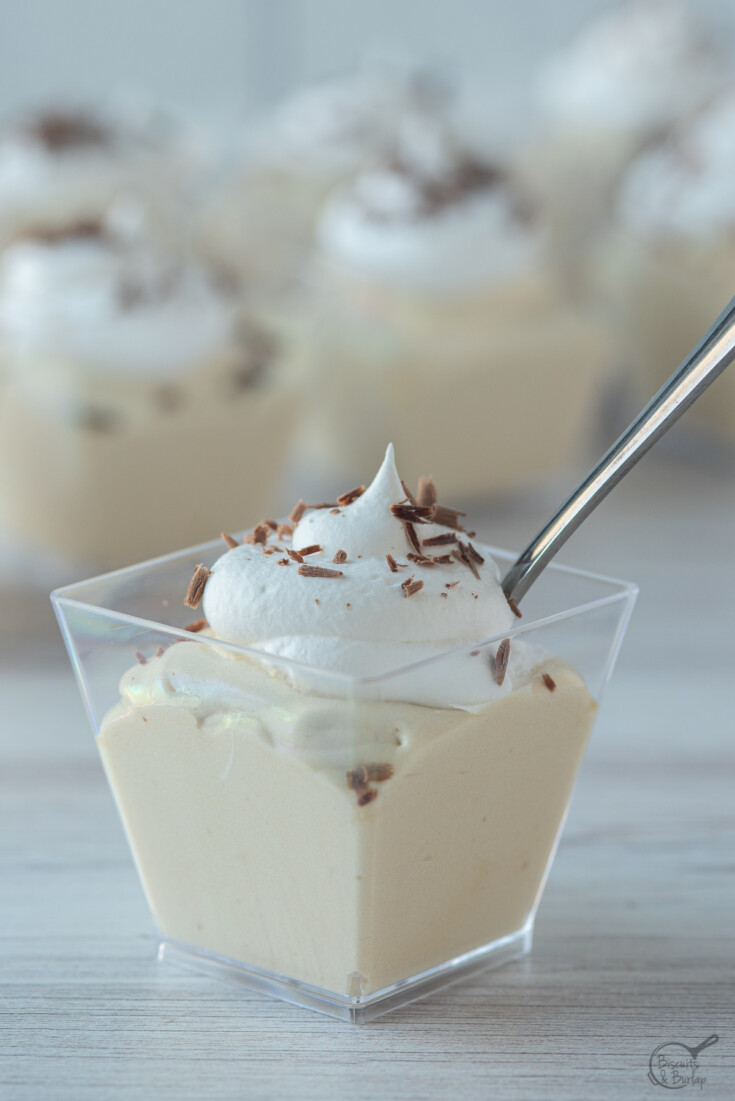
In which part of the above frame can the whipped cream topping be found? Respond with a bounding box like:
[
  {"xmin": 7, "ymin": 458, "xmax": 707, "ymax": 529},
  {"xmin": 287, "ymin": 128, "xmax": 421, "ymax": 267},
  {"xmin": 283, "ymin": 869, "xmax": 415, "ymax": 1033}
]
[
  {"xmin": 317, "ymin": 114, "xmax": 540, "ymax": 293},
  {"xmin": 0, "ymin": 232, "xmax": 238, "ymax": 374},
  {"xmin": 0, "ymin": 106, "xmax": 182, "ymax": 238},
  {"xmin": 537, "ymin": 0, "xmax": 724, "ymax": 133},
  {"xmin": 251, "ymin": 63, "xmax": 448, "ymax": 177},
  {"xmin": 618, "ymin": 88, "xmax": 735, "ymax": 239},
  {"xmin": 203, "ymin": 445, "xmax": 538, "ymax": 709}
]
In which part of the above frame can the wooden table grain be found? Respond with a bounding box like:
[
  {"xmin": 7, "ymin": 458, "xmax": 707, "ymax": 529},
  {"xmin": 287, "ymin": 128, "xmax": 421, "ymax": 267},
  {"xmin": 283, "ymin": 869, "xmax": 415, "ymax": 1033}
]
[{"xmin": 2, "ymin": 453, "xmax": 734, "ymax": 1101}]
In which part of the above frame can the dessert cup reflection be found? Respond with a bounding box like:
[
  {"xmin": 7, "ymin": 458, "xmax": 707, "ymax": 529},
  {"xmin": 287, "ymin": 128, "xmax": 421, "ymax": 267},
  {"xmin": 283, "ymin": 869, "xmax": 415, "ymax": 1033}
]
[{"xmin": 53, "ymin": 445, "xmax": 636, "ymax": 1020}]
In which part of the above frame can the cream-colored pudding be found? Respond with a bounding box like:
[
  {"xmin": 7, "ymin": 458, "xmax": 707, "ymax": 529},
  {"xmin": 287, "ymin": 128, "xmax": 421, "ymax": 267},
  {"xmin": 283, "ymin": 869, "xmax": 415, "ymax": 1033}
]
[
  {"xmin": 99, "ymin": 641, "xmax": 594, "ymax": 996},
  {"xmin": 96, "ymin": 446, "xmax": 597, "ymax": 997},
  {"xmin": 0, "ymin": 230, "xmax": 294, "ymax": 565},
  {"xmin": 297, "ymin": 116, "xmax": 610, "ymax": 496}
]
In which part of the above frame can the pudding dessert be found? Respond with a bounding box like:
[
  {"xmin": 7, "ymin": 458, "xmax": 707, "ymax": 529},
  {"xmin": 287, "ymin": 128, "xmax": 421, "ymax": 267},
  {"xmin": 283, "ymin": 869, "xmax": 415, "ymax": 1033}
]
[
  {"xmin": 522, "ymin": 0, "xmax": 726, "ymax": 258},
  {"xmin": 603, "ymin": 88, "xmax": 735, "ymax": 443},
  {"xmin": 0, "ymin": 105, "xmax": 188, "ymax": 249},
  {"xmin": 0, "ymin": 224, "xmax": 294, "ymax": 565},
  {"xmin": 296, "ymin": 113, "xmax": 610, "ymax": 496},
  {"xmin": 94, "ymin": 446, "xmax": 600, "ymax": 1007}
]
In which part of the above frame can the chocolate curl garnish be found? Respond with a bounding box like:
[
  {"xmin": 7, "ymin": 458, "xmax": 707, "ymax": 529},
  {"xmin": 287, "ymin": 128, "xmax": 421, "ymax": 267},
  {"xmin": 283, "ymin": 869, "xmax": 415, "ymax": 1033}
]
[
  {"xmin": 492, "ymin": 639, "xmax": 511, "ymax": 686},
  {"xmin": 386, "ymin": 554, "xmax": 399, "ymax": 573},
  {"xmin": 466, "ymin": 542, "xmax": 485, "ymax": 566},
  {"xmin": 23, "ymin": 110, "xmax": 111, "ymax": 151},
  {"xmin": 221, "ymin": 532, "xmax": 238, "ymax": 549},
  {"xmin": 277, "ymin": 522, "xmax": 293, "ymax": 540},
  {"xmin": 346, "ymin": 763, "xmax": 394, "ymax": 789},
  {"xmin": 453, "ymin": 541, "xmax": 481, "ymax": 580},
  {"xmin": 297, "ymin": 544, "xmax": 322, "ymax": 557},
  {"xmin": 154, "ymin": 645, "xmax": 165, "ymax": 658},
  {"xmin": 134, "ymin": 651, "xmax": 147, "ymax": 665},
  {"xmin": 336, "ymin": 485, "xmax": 365, "ymax": 506},
  {"xmin": 401, "ymin": 479, "xmax": 418, "ymax": 505},
  {"xmin": 358, "ymin": 790, "xmax": 378, "ymax": 807},
  {"xmin": 298, "ymin": 565, "xmax": 344, "ymax": 578},
  {"xmin": 542, "ymin": 673, "xmax": 556, "ymax": 692},
  {"xmin": 430, "ymin": 504, "xmax": 466, "ymax": 531},
  {"xmin": 184, "ymin": 618, "xmax": 208, "ymax": 632},
  {"xmin": 407, "ymin": 552, "xmax": 435, "ymax": 566},
  {"xmin": 333, "ymin": 549, "xmax": 348, "ymax": 564},
  {"xmin": 286, "ymin": 548, "xmax": 304, "ymax": 564},
  {"xmin": 391, "ymin": 502, "xmax": 433, "ymax": 524},
  {"xmin": 404, "ymin": 522, "xmax": 422, "ymax": 556},
  {"xmin": 417, "ymin": 476, "xmax": 437, "ymax": 507},
  {"xmin": 184, "ymin": 565, "xmax": 211, "ymax": 609},
  {"xmin": 289, "ymin": 499, "xmax": 307, "ymax": 524},
  {"xmin": 422, "ymin": 533, "xmax": 457, "ymax": 547},
  {"xmin": 506, "ymin": 595, "xmax": 522, "ymax": 619},
  {"xmin": 401, "ymin": 576, "xmax": 424, "ymax": 598},
  {"xmin": 277, "ymin": 558, "xmax": 290, "ymax": 566}
]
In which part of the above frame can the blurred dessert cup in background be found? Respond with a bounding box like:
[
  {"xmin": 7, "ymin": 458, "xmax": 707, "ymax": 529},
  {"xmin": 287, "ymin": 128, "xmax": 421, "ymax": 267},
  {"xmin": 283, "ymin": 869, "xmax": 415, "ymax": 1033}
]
[
  {"xmin": 195, "ymin": 61, "xmax": 450, "ymax": 297},
  {"xmin": 0, "ymin": 104, "xmax": 196, "ymax": 251},
  {"xmin": 0, "ymin": 220, "xmax": 295, "ymax": 568},
  {"xmin": 293, "ymin": 110, "xmax": 612, "ymax": 498},
  {"xmin": 600, "ymin": 87, "xmax": 735, "ymax": 446},
  {"xmin": 520, "ymin": 0, "xmax": 727, "ymax": 271}
]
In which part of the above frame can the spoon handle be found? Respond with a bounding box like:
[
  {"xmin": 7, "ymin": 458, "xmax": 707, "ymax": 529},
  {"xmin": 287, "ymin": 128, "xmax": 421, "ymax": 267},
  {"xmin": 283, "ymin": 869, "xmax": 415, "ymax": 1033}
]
[{"xmin": 503, "ymin": 296, "xmax": 735, "ymax": 603}]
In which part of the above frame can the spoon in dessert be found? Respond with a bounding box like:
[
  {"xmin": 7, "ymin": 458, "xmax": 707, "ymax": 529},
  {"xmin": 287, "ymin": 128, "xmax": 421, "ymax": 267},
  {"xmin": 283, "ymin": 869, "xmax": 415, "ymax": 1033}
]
[{"xmin": 502, "ymin": 297, "xmax": 735, "ymax": 603}]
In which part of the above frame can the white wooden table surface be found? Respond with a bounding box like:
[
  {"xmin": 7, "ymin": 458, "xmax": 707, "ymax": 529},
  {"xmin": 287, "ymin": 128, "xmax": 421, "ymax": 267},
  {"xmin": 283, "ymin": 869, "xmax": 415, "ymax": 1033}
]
[{"xmin": 2, "ymin": 449, "xmax": 734, "ymax": 1101}]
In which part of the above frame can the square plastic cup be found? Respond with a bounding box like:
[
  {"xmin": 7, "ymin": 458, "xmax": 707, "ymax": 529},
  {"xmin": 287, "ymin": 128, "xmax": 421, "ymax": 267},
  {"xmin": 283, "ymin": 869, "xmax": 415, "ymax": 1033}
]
[{"xmin": 52, "ymin": 540, "xmax": 636, "ymax": 1023}]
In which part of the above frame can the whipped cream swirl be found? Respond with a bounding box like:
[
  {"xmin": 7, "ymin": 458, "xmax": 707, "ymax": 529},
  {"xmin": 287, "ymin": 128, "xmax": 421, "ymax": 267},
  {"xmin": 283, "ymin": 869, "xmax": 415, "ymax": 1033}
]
[
  {"xmin": 0, "ymin": 106, "xmax": 181, "ymax": 241},
  {"xmin": 0, "ymin": 232, "xmax": 238, "ymax": 375},
  {"xmin": 317, "ymin": 112, "xmax": 540, "ymax": 293},
  {"xmin": 618, "ymin": 88, "xmax": 735, "ymax": 240},
  {"xmin": 203, "ymin": 446, "xmax": 536, "ymax": 709}
]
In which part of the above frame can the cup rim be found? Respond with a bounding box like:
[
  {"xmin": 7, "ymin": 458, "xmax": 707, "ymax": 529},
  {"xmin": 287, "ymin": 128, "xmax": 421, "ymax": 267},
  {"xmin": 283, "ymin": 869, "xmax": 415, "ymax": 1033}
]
[{"xmin": 51, "ymin": 536, "xmax": 638, "ymax": 690}]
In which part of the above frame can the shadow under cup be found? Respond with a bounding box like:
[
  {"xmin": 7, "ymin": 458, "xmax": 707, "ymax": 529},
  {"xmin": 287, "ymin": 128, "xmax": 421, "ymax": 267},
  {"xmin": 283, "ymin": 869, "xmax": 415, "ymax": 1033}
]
[{"xmin": 52, "ymin": 542, "xmax": 636, "ymax": 1023}]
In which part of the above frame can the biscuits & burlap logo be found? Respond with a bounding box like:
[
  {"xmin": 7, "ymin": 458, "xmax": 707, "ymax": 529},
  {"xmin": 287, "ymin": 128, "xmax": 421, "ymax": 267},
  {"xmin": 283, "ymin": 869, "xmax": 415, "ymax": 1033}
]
[{"xmin": 648, "ymin": 1034, "xmax": 719, "ymax": 1089}]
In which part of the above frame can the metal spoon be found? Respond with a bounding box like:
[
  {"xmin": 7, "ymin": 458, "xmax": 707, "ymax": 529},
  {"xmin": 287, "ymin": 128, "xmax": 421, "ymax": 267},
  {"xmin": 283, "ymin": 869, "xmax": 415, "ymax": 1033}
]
[{"xmin": 502, "ymin": 296, "xmax": 735, "ymax": 603}]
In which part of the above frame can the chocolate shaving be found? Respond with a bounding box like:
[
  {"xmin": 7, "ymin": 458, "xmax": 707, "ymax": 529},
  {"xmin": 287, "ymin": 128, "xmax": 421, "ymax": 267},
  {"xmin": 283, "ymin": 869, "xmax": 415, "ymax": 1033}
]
[
  {"xmin": 286, "ymin": 548, "xmax": 304, "ymax": 564},
  {"xmin": 440, "ymin": 592, "xmax": 448, "ymax": 598},
  {"xmin": 430, "ymin": 554, "xmax": 454, "ymax": 565},
  {"xmin": 253, "ymin": 522, "xmax": 270, "ymax": 545},
  {"xmin": 336, "ymin": 485, "xmax": 365, "ymax": 507},
  {"xmin": 401, "ymin": 576, "xmax": 424, "ymax": 598},
  {"xmin": 277, "ymin": 558, "xmax": 290, "ymax": 566},
  {"xmin": 184, "ymin": 564, "xmax": 211, "ymax": 609},
  {"xmin": 492, "ymin": 639, "xmax": 511, "ymax": 687},
  {"xmin": 417, "ymin": 476, "xmax": 437, "ymax": 507},
  {"xmin": 542, "ymin": 673, "xmax": 556, "ymax": 692},
  {"xmin": 289, "ymin": 499, "xmax": 307, "ymax": 524},
  {"xmin": 297, "ymin": 544, "xmax": 322, "ymax": 557},
  {"xmin": 386, "ymin": 554, "xmax": 399, "ymax": 573},
  {"xmin": 276, "ymin": 523, "xmax": 293, "ymax": 540},
  {"xmin": 407, "ymin": 552, "xmax": 435, "ymax": 566},
  {"xmin": 184, "ymin": 618, "xmax": 208, "ymax": 633},
  {"xmin": 506, "ymin": 595, "xmax": 522, "ymax": 619},
  {"xmin": 446, "ymin": 581, "xmax": 460, "ymax": 588},
  {"xmin": 431, "ymin": 504, "xmax": 466, "ymax": 531},
  {"xmin": 307, "ymin": 502, "xmax": 338, "ymax": 510},
  {"xmin": 466, "ymin": 542, "xmax": 485, "ymax": 566},
  {"xmin": 333, "ymin": 549, "xmax": 348, "ymax": 564},
  {"xmin": 134, "ymin": 651, "xmax": 147, "ymax": 665},
  {"xmin": 221, "ymin": 532, "xmax": 238, "ymax": 549},
  {"xmin": 401, "ymin": 479, "xmax": 418, "ymax": 505},
  {"xmin": 346, "ymin": 763, "xmax": 394, "ymax": 790},
  {"xmin": 155, "ymin": 645, "xmax": 165, "ymax": 659},
  {"xmin": 404, "ymin": 522, "xmax": 422, "ymax": 555},
  {"xmin": 265, "ymin": 520, "xmax": 278, "ymax": 530},
  {"xmin": 422, "ymin": 533, "xmax": 457, "ymax": 547},
  {"xmin": 330, "ymin": 508, "xmax": 340, "ymax": 514},
  {"xmin": 391, "ymin": 502, "xmax": 433, "ymax": 524},
  {"xmin": 453, "ymin": 542, "xmax": 480, "ymax": 580},
  {"xmin": 358, "ymin": 789, "xmax": 378, "ymax": 807},
  {"xmin": 298, "ymin": 565, "xmax": 344, "ymax": 578},
  {"xmin": 22, "ymin": 110, "xmax": 112, "ymax": 152}
]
